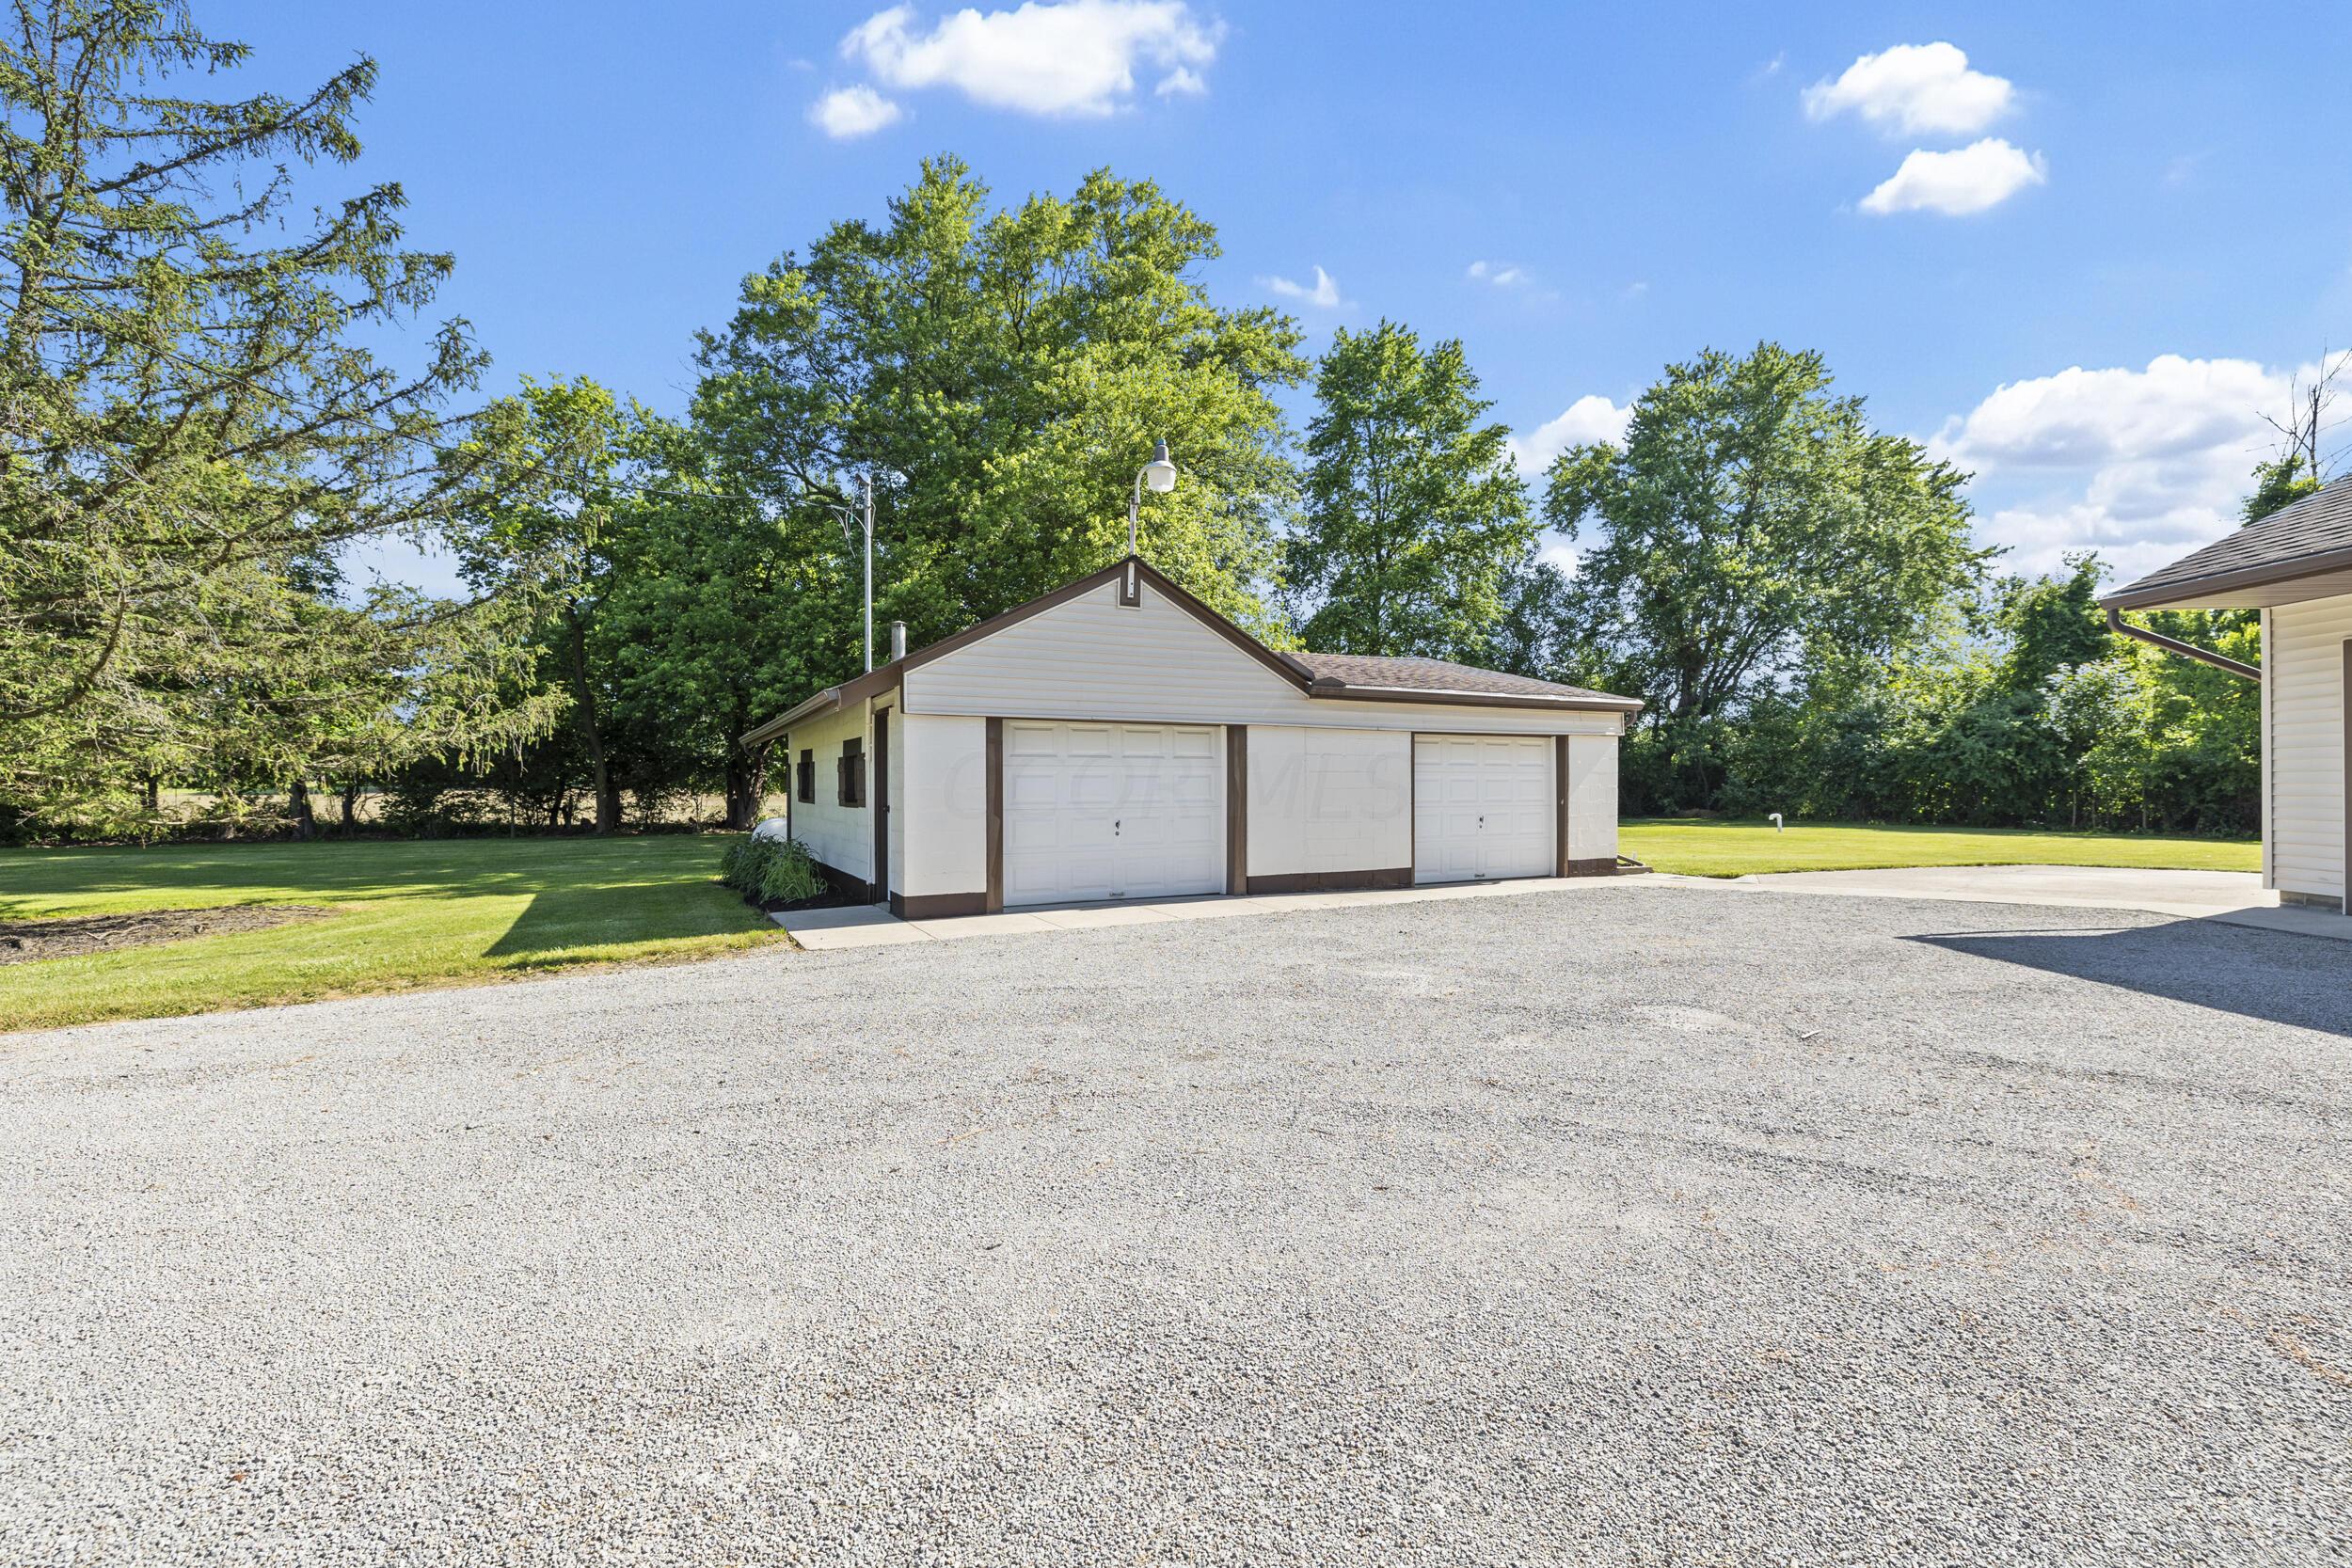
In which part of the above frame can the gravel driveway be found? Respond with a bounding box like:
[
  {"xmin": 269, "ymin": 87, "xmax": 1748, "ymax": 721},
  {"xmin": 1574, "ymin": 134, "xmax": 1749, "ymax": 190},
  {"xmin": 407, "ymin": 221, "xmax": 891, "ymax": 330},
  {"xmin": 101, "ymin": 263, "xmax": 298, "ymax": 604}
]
[{"xmin": 3, "ymin": 882, "xmax": 2347, "ymax": 1565}]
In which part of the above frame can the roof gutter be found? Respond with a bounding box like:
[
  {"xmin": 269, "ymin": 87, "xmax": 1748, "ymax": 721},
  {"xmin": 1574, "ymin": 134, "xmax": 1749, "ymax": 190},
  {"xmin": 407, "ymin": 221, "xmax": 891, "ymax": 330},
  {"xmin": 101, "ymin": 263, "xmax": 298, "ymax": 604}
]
[
  {"xmin": 2106, "ymin": 608, "xmax": 2259, "ymax": 682},
  {"xmin": 1306, "ymin": 677, "xmax": 1645, "ymax": 713}
]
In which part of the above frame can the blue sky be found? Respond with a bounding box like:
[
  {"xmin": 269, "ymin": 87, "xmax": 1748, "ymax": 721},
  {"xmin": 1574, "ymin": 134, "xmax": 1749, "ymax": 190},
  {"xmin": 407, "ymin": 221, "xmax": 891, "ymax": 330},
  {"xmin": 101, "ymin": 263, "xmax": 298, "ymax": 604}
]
[{"xmin": 210, "ymin": 0, "xmax": 2352, "ymax": 593}]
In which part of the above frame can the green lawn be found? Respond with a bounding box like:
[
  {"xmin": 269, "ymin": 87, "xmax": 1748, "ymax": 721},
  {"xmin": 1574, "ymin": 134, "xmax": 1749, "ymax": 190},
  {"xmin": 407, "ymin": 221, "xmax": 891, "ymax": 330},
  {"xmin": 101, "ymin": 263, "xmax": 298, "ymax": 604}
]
[
  {"xmin": 1621, "ymin": 819, "xmax": 2261, "ymax": 879},
  {"xmin": 0, "ymin": 836, "xmax": 780, "ymax": 1033}
]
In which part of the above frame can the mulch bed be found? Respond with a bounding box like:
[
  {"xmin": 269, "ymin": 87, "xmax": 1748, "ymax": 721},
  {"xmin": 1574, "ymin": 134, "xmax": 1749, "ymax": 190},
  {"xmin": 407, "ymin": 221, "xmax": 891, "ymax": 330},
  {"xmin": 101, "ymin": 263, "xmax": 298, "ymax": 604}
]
[
  {"xmin": 745, "ymin": 888, "xmax": 860, "ymax": 916},
  {"xmin": 0, "ymin": 905, "xmax": 339, "ymax": 965}
]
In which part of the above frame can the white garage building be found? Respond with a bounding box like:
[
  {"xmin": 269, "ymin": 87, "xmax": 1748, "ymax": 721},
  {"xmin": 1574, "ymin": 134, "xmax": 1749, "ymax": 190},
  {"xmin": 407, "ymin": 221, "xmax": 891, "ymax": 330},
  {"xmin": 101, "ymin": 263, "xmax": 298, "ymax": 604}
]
[
  {"xmin": 2102, "ymin": 476, "xmax": 2352, "ymax": 914},
  {"xmin": 743, "ymin": 556, "xmax": 1642, "ymax": 918}
]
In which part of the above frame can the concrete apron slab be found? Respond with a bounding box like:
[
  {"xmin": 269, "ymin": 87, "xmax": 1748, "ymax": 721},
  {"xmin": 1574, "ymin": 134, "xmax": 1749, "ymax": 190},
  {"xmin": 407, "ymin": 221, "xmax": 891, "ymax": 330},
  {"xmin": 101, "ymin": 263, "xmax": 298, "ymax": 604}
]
[
  {"xmin": 1721, "ymin": 864, "xmax": 2267, "ymax": 916},
  {"xmin": 1695, "ymin": 863, "xmax": 2352, "ymax": 944},
  {"xmin": 771, "ymin": 875, "xmax": 1646, "ymax": 949}
]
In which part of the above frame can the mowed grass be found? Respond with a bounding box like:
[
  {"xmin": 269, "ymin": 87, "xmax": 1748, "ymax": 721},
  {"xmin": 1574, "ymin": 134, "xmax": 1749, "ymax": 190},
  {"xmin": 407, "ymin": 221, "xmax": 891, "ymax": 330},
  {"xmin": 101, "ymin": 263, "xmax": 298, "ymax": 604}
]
[
  {"xmin": 1622, "ymin": 818, "xmax": 2262, "ymax": 879},
  {"xmin": 0, "ymin": 836, "xmax": 781, "ymax": 1033}
]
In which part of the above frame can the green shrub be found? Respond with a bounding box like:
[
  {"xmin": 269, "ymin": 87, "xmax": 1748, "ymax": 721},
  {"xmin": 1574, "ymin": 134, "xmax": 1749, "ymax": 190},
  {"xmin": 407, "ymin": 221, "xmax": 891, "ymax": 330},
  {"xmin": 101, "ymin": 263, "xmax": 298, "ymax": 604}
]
[{"xmin": 719, "ymin": 834, "xmax": 826, "ymax": 905}]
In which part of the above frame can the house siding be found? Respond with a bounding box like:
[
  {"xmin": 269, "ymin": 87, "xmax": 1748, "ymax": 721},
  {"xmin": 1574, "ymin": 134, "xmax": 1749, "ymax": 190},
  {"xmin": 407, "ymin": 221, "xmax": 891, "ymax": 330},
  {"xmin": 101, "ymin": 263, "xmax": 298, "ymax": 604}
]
[
  {"xmin": 783, "ymin": 694, "xmax": 889, "ymax": 889},
  {"xmin": 884, "ymin": 705, "xmax": 905, "ymax": 898},
  {"xmin": 1564, "ymin": 734, "xmax": 1620, "ymax": 864},
  {"xmin": 901, "ymin": 713, "xmax": 989, "ymax": 898},
  {"xmin": 903, "ymin": 577, "xmax": 1627, "ymax": 736},
  {"xmin": 1246, "ymin": 726, "xmax": 1412, "ymax": 879},
  {"xmin": 2268, "ymin": 593, "xmax": 2351, "ymax": 903}
]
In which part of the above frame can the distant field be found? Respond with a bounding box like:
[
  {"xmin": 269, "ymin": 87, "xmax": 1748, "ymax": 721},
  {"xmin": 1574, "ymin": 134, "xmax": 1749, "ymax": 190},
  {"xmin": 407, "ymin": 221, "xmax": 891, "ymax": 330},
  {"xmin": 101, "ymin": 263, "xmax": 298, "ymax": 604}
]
[
  {"xmin": 1621, "ymin": 819, "xmax": 2262, "ymax": 879},
  {"xmin": 0, "ymin": 837, "xmax": 779, "ymax": 1033}
]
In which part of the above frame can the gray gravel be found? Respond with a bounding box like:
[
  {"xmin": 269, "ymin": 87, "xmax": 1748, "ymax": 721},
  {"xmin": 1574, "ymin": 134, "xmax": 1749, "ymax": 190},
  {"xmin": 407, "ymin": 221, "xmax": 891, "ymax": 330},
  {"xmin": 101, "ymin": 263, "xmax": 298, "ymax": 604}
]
[{"xmin": 2, "ymin": 882, "xmax": 2348, "ymax": 1566}]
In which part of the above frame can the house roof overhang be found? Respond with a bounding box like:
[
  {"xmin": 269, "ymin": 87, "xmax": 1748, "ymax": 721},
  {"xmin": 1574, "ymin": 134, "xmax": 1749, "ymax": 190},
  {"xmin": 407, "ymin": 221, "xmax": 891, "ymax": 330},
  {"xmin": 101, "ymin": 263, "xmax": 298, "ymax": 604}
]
[
  {"xmin": 2100, "ymin": 476, "xmax": 2352, "ymax": 611},
  {"xmin": 2099, "ymin": 546, "xmax": 2352, "ymax": 611}
]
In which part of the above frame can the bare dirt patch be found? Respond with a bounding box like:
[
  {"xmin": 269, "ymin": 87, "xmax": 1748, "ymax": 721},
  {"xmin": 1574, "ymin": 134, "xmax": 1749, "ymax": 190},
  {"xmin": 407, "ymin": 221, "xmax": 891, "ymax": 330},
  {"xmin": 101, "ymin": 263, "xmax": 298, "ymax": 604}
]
[{"xmin": 0, "ymin": 906, "xmax": 337, "ymax": 965}]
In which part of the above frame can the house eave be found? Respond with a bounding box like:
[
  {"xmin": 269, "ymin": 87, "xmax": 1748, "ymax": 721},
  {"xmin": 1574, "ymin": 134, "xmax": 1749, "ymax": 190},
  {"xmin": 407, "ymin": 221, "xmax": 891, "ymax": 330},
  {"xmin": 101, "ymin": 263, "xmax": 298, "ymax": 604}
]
[
  {"xmin": 2101, "ymin": 543, "xmax": 2352, "ymax": 610},
  {"xmin": 1305, "ymin": 679, "xmax": 1645, "ymax": 714}
]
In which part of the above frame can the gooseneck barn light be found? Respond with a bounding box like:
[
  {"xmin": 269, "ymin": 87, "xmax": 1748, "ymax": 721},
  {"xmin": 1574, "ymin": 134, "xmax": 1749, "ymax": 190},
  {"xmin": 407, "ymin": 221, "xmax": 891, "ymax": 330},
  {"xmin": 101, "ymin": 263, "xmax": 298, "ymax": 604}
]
[{"xmin": 1127, "ymin": 440, "xmax": 1177, "ymax": 555}]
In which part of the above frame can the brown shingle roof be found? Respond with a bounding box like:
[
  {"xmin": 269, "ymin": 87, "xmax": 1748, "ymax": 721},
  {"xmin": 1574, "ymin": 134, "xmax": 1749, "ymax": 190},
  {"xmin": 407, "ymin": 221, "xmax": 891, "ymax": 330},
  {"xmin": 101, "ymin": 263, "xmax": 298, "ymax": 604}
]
[
  {"xmin": 1289, "ymin": 651, "xmax": 1638, "ymax": 707},
  {"xmin": 2104, "ymin": 476, "xmax": 2352, "ymax": 608}
]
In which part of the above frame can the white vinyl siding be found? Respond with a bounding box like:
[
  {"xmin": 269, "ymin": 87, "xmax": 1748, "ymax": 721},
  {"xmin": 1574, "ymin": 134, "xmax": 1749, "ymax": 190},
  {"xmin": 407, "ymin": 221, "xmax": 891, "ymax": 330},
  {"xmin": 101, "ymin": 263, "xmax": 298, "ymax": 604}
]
[
  {"xmin": 905, "ymin": 578, "xmax": 1625, "ymax": 737},
  {"xmin": 908, "ymin": 578, "xmax": 1299, "ymax": 725},
  {"xmin": 782, "ymin": 696, "xmax": 887, "ymax": 886},
  {"xmin": 2267, "ymin": 594, "xmax": 2352, "ymax": 902},
  {"xmin": 1246, "ymin": 727, "xmax": 1412, "ymax": 879},
  {"xmin": 1412, "ymin": 736, "xmax": 1554, "ymax": 884},
  {"xmin": 1002, "ymin": 721, "xmax": 1224, "ymax": 905},
  {"xmin": 1564, "ymin": 735, "xmax": 1620, "ymax": 863},
  {"xmin": 899, "ymin": 713, "xmax": 988, "ymax": 897}
]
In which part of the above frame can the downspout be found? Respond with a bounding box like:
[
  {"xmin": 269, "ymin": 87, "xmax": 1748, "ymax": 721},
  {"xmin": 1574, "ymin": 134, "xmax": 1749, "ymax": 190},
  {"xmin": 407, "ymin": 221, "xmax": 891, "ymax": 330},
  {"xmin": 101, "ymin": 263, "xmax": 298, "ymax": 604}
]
[{"xmin": 2105, "ymin": 608, "xmax": 2260, "ymax": 681}]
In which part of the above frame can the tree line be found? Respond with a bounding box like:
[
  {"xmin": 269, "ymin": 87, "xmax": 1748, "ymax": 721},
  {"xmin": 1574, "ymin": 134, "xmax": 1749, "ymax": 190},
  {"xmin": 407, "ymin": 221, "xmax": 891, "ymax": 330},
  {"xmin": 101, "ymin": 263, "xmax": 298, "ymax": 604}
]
[{"xmin": 0, "ymin": 5, "xmax": 2294, "ymax": 844}]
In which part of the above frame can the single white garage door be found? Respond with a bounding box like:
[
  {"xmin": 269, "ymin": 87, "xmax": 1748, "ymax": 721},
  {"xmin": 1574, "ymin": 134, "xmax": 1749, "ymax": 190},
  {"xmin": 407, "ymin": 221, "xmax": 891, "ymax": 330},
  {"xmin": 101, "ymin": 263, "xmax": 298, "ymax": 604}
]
[
  {"xmin": 1413, "ymin": 735, "xmax": 1552, "ymax": 884},
  {"xmin": 1003, "ymin": 721, "xmax": 1224, "ymax": 906}
]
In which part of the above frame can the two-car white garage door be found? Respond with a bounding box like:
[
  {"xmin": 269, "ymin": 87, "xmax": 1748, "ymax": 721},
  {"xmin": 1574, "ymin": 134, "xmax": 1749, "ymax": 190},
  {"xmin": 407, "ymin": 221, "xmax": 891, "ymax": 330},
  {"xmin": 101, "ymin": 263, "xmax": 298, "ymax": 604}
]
[
  {"xmin": 1003, "ymin": 721, "xmax": 1224, "ymax": 905},
  {"xmin": 1002, "ymin": 722, "xmax": 1555, "ymax": 903}
]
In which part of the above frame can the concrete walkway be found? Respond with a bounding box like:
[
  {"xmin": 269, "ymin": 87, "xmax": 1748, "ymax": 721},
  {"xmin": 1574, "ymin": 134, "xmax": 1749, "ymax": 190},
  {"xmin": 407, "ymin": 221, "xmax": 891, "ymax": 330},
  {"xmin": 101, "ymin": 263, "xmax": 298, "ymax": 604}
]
[
  {"xmin": 773, "ymin": 874, "xmax": 1645, "ymax": 949},
  {"xmin": 1701, "ymin": 863, "xmax": 2352, "ymax": 942}
]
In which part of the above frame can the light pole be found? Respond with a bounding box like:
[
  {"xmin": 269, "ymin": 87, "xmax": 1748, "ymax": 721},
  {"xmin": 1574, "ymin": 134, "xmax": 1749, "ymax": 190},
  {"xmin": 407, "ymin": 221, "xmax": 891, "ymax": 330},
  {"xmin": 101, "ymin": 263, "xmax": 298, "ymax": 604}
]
[
  {"xmin": 861, "ymin": 472, "xmax": 874, "ymax": 672},
  {"xmin": 1127, "ymin": 439, "xmax": 1178, "ymax": 556},
  {"xmin": 811, "ymin": 477, "xmax": 879, "ymax": 672}
]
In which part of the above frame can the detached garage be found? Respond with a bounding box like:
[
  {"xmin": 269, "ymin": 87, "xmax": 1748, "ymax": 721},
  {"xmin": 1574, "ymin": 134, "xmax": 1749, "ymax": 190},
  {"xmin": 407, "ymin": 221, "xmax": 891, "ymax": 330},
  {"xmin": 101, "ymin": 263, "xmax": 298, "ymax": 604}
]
[{"xmin": 741, "ymin": 556, "xmax": 1642, "ymax": 917}]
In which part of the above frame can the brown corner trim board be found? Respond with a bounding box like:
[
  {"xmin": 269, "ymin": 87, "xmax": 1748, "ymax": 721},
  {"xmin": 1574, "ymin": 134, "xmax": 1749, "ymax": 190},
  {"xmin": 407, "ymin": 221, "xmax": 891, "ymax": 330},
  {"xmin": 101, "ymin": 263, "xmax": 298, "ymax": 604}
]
[
  {"xmin": 985, "ymin": 717, "xmax": 1006, "ymax": 914},
  {"xmin": 1553, "ymin": 736, "xmax": 1570, "ymax": 878},
  {"xmin": 872, "ymin": 705, "xmax": 891, "ymax": 906},
  {"xmin": 1226, "ymin": 724, "xmax": 1248, "ymax": 894}
]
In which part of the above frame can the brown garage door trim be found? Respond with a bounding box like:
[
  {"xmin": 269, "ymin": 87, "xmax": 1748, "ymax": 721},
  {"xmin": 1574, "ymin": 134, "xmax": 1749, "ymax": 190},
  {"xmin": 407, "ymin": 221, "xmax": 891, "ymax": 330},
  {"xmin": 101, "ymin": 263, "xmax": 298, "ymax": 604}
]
[
  {"xmin": 1227, "ymin": 724, "xmax": 1248, "ymax": 895},
  {"xmin": 985, "ymin": 717, "xmax": 1005, "ymax": 914}
]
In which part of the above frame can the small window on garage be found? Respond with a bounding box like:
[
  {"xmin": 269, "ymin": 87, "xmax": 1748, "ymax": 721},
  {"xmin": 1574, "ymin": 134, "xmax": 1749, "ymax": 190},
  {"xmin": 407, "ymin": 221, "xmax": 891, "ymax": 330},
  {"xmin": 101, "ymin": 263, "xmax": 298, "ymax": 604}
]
[
  {"xmin": 796, "ymin": 748, "xmax": 814, "ymax": 803},
  {"xmin": 837, "ymin": 736, "xmax": 866, "ymax": 807}
]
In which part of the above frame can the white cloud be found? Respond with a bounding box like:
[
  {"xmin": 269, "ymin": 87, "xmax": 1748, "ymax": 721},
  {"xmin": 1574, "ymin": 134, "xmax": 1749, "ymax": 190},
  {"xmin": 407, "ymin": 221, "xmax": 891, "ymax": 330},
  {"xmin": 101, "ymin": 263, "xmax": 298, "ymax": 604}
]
[
  {"xmin": 840, "ymin": 1, "xmax": 1219, "ymax": 118},
  {"xmin": 1932, "ymin": 355, "xmax": 2301, "ymax": 580},
  {"xmin": 1467, "ymin": 260, "xmax": 1527, "ymax": 287},
  {"xmin": 1508, "ymin": 394, "xmax": 1634, "ymax": 474},
  {"xmin": 1803, "ymin": 41, "xmax": 2014, "ymax": 135},
  {"xmin": 1260, "ymin": 265, "xmax": 1344, "ymax": 309},
  {"xmin": 1859, "ymin": 138, "xmax": 2045, "ymax": 215},
  {"xmin": 806, "ymin": 84, "xmax": 904, "ymax": 138}
]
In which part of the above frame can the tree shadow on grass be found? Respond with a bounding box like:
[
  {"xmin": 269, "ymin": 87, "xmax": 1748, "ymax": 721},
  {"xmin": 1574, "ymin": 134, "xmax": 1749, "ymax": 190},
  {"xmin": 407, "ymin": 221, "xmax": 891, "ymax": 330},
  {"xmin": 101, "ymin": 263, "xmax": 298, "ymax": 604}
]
[
  {"xmin": 1907, "ymin": 919, "xmax": 2352, "ymax": 1039},
  {"xmin": 0, "ymin": 837, "xmax": 728, "ymax": 913},
  {"xmin": 481, "ymin": 879, "xmax": 765, "ymax": 961}
]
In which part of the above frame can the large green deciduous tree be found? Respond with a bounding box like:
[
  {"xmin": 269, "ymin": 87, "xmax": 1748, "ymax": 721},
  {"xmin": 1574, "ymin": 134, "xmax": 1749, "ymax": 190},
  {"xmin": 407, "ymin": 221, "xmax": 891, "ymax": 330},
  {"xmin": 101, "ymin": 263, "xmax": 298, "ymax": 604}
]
[
  {"xmin": 444, "ymin": 377, "xmax": 643, "ymax": 832},
  {"xmin": 0, "ymin": 1, "xmax": 536, "ymax": 826},
  {"xmin": 592, "ymin": 418, "xmax": 817, "ymax": 831},
  {"xmin": 1545, "ymin": 342, "xmax": 1988, "ymax": 800},
  {"xmin": 691, "ymin": 156, "xmax": 1306, "ymax": 685},
  {"xmin": 1285, "ymin": 321, "xmax": 1536, "ymax": 660}
]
